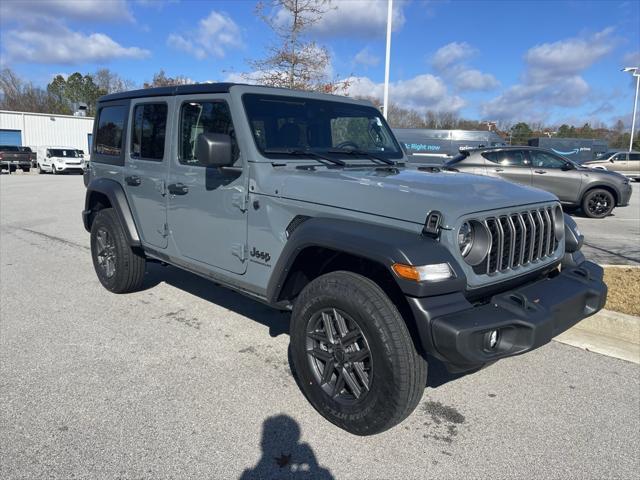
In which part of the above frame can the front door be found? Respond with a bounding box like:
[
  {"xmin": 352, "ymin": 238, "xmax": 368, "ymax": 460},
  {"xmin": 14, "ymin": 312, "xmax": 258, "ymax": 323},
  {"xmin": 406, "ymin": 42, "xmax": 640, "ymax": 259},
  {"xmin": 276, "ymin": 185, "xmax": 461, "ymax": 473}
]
[
  {"xmin": 166, "ymin": 96, "xmax": 248, "ymax": 275},
  {"xmin": 529, "ymin": 150, "xmax": 582, "ymax": 202},
  {"xmin": 125, "ymin": 99, "xmax": 171, "ymax": 249},
  {"xmin": 482, "ymin": 149, "xmax": 532, "ymax": 185},
  {"xmin": 610, "ymin": 152, "xmax": 628, "ymax": 172}
]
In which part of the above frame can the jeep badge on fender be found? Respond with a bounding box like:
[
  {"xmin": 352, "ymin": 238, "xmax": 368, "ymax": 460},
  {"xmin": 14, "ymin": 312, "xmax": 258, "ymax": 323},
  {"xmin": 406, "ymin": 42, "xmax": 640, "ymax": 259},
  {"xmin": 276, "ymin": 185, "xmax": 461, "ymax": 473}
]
[{"xmin": 83, "ymin": 83, "xmax": 607, "ymax": 435}]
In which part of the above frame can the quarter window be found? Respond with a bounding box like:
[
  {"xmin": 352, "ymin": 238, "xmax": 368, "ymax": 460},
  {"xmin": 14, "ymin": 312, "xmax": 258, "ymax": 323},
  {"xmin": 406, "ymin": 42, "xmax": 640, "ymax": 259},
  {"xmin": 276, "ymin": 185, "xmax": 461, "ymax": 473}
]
[
  {"xmin": 179, "ymin": 101, "xmax": 236, "ymax": 166},
  {"xmin": 95, "ymin": 106, "xmax": 126, "ymax": 156},
  {"xmin": 131, "ymin": 103, "xmax": 167, "ymax": 161}
]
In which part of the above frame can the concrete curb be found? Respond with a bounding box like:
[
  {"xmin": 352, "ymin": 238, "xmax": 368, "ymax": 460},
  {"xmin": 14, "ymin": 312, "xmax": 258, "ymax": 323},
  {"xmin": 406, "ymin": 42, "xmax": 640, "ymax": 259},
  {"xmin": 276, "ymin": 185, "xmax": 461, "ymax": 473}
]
[{"xmin": 555, "ymin": 309, "xmax": 640, "ymax": 364}]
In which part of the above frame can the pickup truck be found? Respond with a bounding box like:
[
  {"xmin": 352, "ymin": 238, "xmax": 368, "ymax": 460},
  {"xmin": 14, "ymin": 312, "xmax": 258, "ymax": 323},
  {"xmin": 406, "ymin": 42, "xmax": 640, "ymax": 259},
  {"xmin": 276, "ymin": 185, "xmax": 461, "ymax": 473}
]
[{"xmin": 0, "ymin": 145, "xmax": 32, "ymax": 173}]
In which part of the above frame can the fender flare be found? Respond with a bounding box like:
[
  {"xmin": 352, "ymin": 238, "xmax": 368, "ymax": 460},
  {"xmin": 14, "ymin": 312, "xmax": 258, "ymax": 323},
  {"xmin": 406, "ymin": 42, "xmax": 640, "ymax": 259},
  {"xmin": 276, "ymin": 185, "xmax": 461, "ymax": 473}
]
[
  {"xmin": 83, "ymin": 177, "xmax": 141, "ymax": 246},
  {"xmin": 266, "ymin": 217, "xmax": 466, "ymax": 303},
  {"xmin": 580, "ymin": 181, "xmax": 623, "ymax": 205}
]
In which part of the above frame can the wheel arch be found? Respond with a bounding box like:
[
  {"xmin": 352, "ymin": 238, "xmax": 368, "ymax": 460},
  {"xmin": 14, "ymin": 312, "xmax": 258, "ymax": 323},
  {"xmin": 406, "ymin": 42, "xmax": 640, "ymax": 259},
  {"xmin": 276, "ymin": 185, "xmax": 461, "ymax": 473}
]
[
  {"xmin": 83, "ymin": 178, "xmax": 140, "ymax": 246},
  {"xmin": 267, "ymin": 217, "xmax": 466, "ymax": 307},
  {"xmin": 581, "ymin": 182, "xmax": 620, "ymax": 205}
]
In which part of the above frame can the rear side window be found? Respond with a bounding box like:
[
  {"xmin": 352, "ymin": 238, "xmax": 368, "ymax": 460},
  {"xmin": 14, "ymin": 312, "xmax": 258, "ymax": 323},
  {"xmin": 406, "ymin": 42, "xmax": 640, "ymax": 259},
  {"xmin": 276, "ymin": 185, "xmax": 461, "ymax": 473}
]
[
  {"xmin": 131, "ymin": 103, "xmax": 168, "ymax": 161},
  {"xmin": 95, "ymin": 106, "xmax": 126, "ymax": 156},
  {"xmin": 482, "ymin": 150, "xmax": 529, "ymax": 166},
  {"xmin": 179, "ymin": 101, "xmax": 236, "ymax": 166},
  {"xmin": 629, "ymin": 153, "xmax": 640, "ymax": 161}
]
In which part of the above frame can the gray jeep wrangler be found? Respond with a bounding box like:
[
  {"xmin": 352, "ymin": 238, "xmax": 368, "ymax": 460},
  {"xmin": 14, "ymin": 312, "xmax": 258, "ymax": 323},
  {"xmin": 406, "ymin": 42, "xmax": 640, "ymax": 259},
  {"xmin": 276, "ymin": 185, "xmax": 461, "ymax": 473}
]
[{"xmin": 83, "ymin": 84, "xmax": 607, "ymax": 435}]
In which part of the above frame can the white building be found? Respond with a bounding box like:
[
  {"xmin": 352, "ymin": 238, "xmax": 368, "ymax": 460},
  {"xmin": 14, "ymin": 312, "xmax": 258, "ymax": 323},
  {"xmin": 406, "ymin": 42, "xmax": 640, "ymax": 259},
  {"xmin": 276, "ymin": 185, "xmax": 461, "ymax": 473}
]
[{"xmin": 0, "ymin": 110, "xmax": 94, "ymax": 153}]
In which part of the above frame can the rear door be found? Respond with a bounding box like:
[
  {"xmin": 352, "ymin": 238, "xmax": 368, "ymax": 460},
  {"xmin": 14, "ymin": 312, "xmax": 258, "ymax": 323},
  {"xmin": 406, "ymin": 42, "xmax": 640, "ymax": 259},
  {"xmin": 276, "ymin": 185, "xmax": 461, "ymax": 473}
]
[
  {"xmin": 627, "ymin": 153, "xmax": 640, "ymax": 177},
  {"xmin": 481, "ymin": 149, "xmax": 532, "ymax": 185},
  {"xmin": 166, "ymin": 95, "xmax": 248, "ymax": 275},
  {"xmin": 529, "ymin": 150, "xmax": 582, "ymax": 202},
  {"xmin": 125, "ymin": 98, "xmax": 171, "ymax": 249}
]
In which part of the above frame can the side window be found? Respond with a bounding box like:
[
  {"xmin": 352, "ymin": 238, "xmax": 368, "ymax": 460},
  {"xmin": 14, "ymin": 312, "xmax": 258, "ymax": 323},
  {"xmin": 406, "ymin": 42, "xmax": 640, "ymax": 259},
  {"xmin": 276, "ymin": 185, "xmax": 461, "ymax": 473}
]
[
  {"xmin": 179, "ymin": 101, "xmax": 236, "ymax": 166},
  {"xmin": 530, "ymin": 151, "xmax": 565, "ymax": 168},
  {"xmin": 483, "ymin": 150, "xmax": 528, "ymax": 166},
  {"xmin": 628, "ymin": 153, "xmax": 640, "ymax": 161},
  {"xmin": 612, "ymin": 153, "xmax": 626, "ymax": 161},
  {"xmin": 95, "ymin": 106, "xmax": 126, "ymax": 156},
  {"xmin": 131, "ymin": 103, "xmax": 168, "ymax": 161}
]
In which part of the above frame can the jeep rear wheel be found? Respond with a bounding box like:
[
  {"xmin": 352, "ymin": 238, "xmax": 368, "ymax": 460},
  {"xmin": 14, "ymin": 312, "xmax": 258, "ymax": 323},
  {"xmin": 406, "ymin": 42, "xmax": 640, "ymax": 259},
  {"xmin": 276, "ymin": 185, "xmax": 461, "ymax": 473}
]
[
  {"xmin": 90, "ymin": 208, "xmax": 145, "ymax": 293},
  {"xmin": 290, "ymin": 271, "xmax": 427, "ymax": 435}
]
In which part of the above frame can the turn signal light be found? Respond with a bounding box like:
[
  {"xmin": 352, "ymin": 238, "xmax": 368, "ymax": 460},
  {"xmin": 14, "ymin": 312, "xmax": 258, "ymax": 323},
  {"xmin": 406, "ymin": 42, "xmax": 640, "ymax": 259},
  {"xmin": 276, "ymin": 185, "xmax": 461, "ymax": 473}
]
[{"xmin": 391, "ymin": 263, "xmax": 454, "ymax": 282}]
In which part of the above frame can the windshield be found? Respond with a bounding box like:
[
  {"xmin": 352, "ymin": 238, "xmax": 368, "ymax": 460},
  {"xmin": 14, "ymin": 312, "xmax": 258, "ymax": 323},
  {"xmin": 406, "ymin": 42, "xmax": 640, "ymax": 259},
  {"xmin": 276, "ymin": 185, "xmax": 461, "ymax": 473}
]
[
  {"xmin": 242, "ymin": 94, "xmax": 403, "ymax": 160},
  {"xmin": 49, "ymin": 149, "xmax": 78, "ymax": 158}
]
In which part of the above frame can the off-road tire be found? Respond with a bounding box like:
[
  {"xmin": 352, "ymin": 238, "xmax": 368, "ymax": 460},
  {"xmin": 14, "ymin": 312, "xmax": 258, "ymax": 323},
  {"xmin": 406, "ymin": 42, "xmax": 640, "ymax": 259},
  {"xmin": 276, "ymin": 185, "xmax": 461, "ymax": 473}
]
[
  {"xmin": 290, "ymin": 271, "xmax": 427, "ymax": 435},
  {"xmin": 90, "ymin": 208, "xmax": 145, "ymax": 293},
  {"xmin": 582, "ymin": 188, "xmax": 615, "ymax": 218}
]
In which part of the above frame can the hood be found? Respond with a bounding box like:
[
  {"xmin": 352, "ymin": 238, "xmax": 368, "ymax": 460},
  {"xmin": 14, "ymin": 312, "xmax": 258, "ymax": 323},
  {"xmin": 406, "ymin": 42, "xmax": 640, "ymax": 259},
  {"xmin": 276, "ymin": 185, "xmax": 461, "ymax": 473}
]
[{"xmin": 279, "ymin": 167, "xmax": 557, "ymax": 225}]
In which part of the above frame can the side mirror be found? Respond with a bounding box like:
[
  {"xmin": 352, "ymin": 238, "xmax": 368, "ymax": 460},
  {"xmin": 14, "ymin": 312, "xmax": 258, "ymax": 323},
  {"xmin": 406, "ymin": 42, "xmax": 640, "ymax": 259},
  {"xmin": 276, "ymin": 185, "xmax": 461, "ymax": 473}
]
[
  {"xmin": 561, "ymin": 163, "xmax": 574, "ymax": 171},
  {"xmin": 610, "ymin": 158, "xmax": 615, "ymax": 163},
  {"xmin": 46, "ymin": 153, "xmax": 51, "ymax": 158},
  {"xmin": 196, "ymin": 132, "xmax": 233, "ymax": 167}
]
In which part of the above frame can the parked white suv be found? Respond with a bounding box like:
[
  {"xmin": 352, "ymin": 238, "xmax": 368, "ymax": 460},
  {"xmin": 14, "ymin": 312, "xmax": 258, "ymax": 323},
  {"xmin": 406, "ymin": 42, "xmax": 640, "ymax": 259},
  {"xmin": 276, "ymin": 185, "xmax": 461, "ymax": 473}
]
[
  {"xmin": 584, "ymin": 151, "xmax": 640, "ymax": 181},
  {"xmin": 37, "ymin": 147, "xmax": 85, "ymax": 174}
]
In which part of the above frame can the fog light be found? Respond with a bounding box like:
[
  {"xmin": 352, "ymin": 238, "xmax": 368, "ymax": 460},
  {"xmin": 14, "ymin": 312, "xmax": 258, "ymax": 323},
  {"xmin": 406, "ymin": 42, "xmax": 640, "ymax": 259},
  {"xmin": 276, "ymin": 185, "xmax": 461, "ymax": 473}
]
[{"xmin": 488, "ymin": 330, "xmax": 499, "ymax": 349}]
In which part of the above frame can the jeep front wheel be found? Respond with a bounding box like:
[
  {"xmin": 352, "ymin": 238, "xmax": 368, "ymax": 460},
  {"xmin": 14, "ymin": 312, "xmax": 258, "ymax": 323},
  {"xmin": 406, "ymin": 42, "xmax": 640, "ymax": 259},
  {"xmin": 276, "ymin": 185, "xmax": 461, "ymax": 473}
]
[
  {"xmin": 90, "ymin": 208, "xmax": 146, "ymax": 293},
  {"xmin": 290, "ymin": 271, "xmax": 427, "ymax": 435}
]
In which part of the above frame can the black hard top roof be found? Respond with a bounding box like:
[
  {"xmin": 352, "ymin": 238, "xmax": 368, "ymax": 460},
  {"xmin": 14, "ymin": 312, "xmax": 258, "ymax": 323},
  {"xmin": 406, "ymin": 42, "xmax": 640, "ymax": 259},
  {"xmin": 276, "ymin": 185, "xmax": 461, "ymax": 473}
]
[{"xmin": 98, "ymin": 83, "xmax": 241, "ymax": 102}]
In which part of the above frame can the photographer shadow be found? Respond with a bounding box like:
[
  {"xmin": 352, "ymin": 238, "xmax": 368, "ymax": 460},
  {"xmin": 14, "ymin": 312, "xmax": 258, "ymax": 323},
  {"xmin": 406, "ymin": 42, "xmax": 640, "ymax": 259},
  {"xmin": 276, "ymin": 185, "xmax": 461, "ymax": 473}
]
[{"xmin": 240, "ymin": 414, "xmax": 334, "ymax": 480}]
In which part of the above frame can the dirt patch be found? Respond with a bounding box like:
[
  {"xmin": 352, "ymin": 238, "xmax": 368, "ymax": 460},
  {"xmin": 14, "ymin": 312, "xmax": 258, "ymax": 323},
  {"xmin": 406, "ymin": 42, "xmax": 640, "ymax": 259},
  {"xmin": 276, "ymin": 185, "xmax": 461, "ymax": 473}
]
[{"xmin": 603, "ymin": 267, "xmax": 640, "ymax": 316}]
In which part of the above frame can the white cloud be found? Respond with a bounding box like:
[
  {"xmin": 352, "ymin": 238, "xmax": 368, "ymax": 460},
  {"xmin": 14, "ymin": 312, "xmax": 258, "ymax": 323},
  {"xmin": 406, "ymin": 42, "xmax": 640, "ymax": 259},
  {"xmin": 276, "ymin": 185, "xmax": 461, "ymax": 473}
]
[
  {"xmin": 2, "ymin": 23, "xmax": 150, "ymax": 64},
  {"xmin": 0, "ymin": 0, "xmax": 132, "ymax": 23},
  {"xmin": 346, "ymin": 74, "xmax": 465, "ymax": 113},
  {"xmin": 454, "ymin": 69, "xmax": 500, "ymax": 91},
  {"xmin": 623, "ymin": 50, "xmax": 640, "ymax": 67},
  {"xmin": 482, "ymin": 28, "xmax": 617, "ymax": 121},
  {"xmin": 354, "ymin": 47, "xmax": 380, "ymax": 67},
  {"xmin": 524, "ymin": 28, "xmax": 615, "ymax": 83},
  {"xmin": 299, "ymin": 0, "xmax": 406, "ymax": 38},
  {"xmin": 167, "ymin": 10, "xmax": 242, "ymax": 59},
  {"xmin": 432, "ymin": 42, "xmax": 476, "ymax": 71}
]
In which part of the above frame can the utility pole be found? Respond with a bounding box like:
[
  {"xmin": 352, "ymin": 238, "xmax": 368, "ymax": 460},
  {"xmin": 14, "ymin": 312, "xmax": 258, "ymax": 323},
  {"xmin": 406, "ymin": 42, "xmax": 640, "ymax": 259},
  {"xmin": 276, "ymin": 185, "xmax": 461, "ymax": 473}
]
[
  {"xmin": 382, "ymin": 0, "xmax": 393, "ymax": 119},
  {"xmin": 623, "ymin": 67, "xmax": 640, "ymax": 152}
]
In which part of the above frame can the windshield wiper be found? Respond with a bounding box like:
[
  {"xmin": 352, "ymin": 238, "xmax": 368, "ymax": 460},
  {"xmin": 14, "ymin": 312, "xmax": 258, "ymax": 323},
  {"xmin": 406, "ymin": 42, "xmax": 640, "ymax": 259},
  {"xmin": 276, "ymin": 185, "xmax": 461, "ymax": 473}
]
[
  {"xmin": 263, "ymin": 148, "xmax": 346, "ymax": 166},
  {"xmin": 326, "ymin": 148, "xmax": 395, "ymax": 165}
]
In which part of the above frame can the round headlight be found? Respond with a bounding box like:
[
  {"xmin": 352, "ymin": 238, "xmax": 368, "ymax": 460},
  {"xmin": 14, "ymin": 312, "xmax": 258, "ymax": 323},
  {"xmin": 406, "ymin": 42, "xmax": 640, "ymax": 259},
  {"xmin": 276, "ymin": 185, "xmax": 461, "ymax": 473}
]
[
  {"xmin": 458, "ymin": 220, "xmax": 491, "ymax": 266},
  {"xmin": 458, "ymin": 222, "xmax": 474, "ymax": 257}
]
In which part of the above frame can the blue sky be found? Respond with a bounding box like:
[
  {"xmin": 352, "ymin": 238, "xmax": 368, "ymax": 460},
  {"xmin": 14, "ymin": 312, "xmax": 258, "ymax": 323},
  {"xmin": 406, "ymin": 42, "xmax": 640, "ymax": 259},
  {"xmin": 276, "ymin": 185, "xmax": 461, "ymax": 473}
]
[{"xmin": 1, "ymin": 0, "xmax": 639, "ymax": 126}]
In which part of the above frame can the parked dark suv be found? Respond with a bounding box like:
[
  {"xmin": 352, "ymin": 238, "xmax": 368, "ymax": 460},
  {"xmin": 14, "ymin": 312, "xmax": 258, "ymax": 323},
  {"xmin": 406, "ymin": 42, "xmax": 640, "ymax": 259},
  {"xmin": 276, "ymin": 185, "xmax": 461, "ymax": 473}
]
[{"xmin": 445, "ymin": 146, "xmax": 632, "ymax": 218}]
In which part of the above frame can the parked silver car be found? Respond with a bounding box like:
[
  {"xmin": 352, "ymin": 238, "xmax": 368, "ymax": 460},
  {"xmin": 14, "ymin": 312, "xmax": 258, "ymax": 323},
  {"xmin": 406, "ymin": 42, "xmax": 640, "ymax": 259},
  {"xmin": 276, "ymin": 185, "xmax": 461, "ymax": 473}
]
[
  {"xmin": 583, "ymin": 150, "xmax": 640, "ymax": 181},
  {"xmin": 444, "ymin": 146, "xmax": 633, "ymax": 218}
]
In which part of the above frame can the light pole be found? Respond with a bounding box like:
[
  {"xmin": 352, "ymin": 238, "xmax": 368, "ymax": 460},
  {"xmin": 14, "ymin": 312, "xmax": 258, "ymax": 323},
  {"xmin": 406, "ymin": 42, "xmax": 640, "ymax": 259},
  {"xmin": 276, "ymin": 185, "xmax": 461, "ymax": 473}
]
[
  {"xmin": 623, "ymin": 66, "xmax": 640, "ymax": 152},
  {"xmin": 382, "ymin": 0, "xmax": 393, "ymax": 119}
]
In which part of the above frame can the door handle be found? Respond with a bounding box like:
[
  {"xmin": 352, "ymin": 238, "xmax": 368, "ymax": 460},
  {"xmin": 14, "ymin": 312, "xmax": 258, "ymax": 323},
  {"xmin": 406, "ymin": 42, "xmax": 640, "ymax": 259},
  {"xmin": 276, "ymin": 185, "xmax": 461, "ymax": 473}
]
[
  {"xmin": 534, "ymin": 170, "xmax": 547, "ymax": 174},
  {"xmin": 168, "ymin": 183, "xmax": 189, "ymax": 195},
  {"xmin": 125, "ymin": 175, "xmax": 141, "ymax": 186},
  {"xmin": 494, "ymin": 168, "xmax": 504, "ymax": 172}
]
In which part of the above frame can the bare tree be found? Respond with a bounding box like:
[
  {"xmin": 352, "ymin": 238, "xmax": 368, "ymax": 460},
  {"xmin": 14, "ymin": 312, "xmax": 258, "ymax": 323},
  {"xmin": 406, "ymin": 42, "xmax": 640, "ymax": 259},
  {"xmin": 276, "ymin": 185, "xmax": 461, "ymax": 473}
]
[
  {"xmin": 143, "ymin": 69, "xmax": 192, "ymax": 88},
  {"xmin": 0, "ymin": 68, "xmax": 62, "ymax": 113},
  {"xmin": 94, "ymin": 69, "xmax": 136, "ymax": 94},
  {"xmin": 247, "ymin": 0, "xmax": 349, "ymax": 93}
]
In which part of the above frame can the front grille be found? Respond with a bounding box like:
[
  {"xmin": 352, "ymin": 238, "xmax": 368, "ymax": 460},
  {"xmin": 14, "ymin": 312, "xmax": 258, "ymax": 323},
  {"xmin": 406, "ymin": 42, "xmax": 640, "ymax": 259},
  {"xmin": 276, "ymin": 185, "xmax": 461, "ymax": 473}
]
[{"xmin": 473, "ymin": 206, "xmax": 559, "ymax": 276}]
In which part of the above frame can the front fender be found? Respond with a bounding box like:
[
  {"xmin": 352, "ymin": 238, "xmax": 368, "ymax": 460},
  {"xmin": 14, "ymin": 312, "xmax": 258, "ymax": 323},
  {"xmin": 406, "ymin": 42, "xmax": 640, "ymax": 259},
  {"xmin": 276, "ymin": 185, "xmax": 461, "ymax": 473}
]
[
  {"xmin": 83, "ymin": 177, "xmax": 140, "ymax": 246},
  {"xmin": 266, "ymin": 217, "xmax": 467, "ymax": 302}
]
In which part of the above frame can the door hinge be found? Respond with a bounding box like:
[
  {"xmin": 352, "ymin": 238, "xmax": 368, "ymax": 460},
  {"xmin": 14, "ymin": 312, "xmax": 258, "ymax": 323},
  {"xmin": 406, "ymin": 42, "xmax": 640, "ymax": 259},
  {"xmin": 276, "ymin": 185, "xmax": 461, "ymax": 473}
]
[
  {"xmin": 158, "ymin": 223, "xmax": 169, "ymax": 237},
  {"xmin": 232, "ymin": 192, "xmax": 248, "ymax": 212},
  {"xmin": 231, "ymin": 243, "xmax": 248, "ymax": 262}
]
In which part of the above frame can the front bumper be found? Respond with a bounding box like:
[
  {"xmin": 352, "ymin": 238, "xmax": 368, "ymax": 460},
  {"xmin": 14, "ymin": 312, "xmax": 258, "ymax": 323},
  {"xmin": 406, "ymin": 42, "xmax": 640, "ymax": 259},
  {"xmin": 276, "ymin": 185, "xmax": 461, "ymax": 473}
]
[
  {"xmin": 54, "ymin": 162, "xmax": 84, "ymax": 172},
  {"xmin": 407, "ymin": 261, "xmax": 607, "ymax": 371},
  {"xmin": 618, "ymin": 183, "xmax": 633, "ymax": 206}
]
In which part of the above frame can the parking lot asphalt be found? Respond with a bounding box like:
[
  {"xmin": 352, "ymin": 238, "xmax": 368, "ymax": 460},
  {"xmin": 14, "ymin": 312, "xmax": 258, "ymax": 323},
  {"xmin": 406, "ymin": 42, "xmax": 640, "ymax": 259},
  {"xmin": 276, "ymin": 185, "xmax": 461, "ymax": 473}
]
[{"xmin": 1, "ymin": 173, "xmax": 639, "ymax": 479}]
